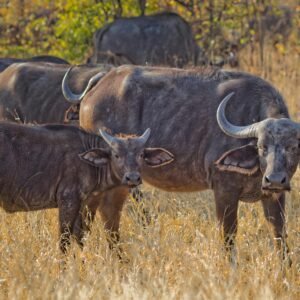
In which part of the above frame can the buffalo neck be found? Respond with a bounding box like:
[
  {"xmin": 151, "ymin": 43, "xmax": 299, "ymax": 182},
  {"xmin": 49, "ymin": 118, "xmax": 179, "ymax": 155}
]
[{"xmin": 79, "ymin": 130, "xmax": 105, "ymax": 151}]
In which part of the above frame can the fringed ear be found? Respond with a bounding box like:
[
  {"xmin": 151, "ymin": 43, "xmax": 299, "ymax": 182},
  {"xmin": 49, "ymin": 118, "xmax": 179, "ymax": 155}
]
[
  {"xmin": 215, "ymin": 144, "xmax": 259, "ymax": 176},
  {"xmin": 79, "ymin": 148, "xmax": 110, "ymax": 167},
  {"xmin": 144, "ymin": 148, "xmax": 175, "ymax": 168}
]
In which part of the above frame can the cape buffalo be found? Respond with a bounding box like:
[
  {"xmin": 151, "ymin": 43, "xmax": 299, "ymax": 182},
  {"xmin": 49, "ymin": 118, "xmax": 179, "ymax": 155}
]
[
  {"xmin": 62, "ymin": 65, "xmax": 300, "ymax": 263},
  {"xmin": 0, "ymin": 122, "xmax": 174, "ymax": 253},
  {"xmin": 0, "ymin": 62, "xmax": 113, "ymax": 124},
  {"xmin": 90, "ymin": 12, "xmax": 200, "ymax": 67},
  {"xmin": 0, "ymin": 55, "xmax": 69, "ymax": 72}
]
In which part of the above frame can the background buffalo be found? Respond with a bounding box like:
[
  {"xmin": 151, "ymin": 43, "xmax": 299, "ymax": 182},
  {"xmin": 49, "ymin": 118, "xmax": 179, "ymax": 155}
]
[
  {"xmin": 0, "ymin": 62, "xmax": 112, "ymax": 124},
  {"xmin": 89, "ymin": 12, "xmax": 201, "ymax": 67},
  {"xmin": 0, "ymin": 55, "xmax": 69, "ymax": 72}
]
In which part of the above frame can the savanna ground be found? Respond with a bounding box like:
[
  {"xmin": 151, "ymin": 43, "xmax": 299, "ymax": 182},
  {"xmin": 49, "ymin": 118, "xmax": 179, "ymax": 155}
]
[
  {"xmin": 0, "ymin": 1, "xmax": 300, "ymax": 299},
  {"xmin": 0, "ymin": 46, "xmax": 299, "ymax": 300}
]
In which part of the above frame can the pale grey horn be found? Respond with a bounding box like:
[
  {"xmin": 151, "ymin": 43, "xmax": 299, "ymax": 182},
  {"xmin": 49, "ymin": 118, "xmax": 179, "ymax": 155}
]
[
  {"xmin": 217, "ymin": 92, "xmax": 260, "ymax": 139},
  {"xmin": 99, "ymin": 129, "xmax": 117, "ymax": 147},
  {"xmin": 62, "ymin": 66, "xmax": 105, "ymax": 103},
  {"xmin": 137, "ymin": 128, "xmax": 151, "ymax": 145}
]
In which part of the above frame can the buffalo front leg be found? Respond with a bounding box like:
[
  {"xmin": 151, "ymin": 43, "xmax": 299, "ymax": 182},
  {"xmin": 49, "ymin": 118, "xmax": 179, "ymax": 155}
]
[
  {"xmin": 261, "ymin": 193, "xmax": 291, "ymax": 265},
  {"xmin": 214, "ymin": 189, "xmax": 239, "ymax": 266},
  {"xmin": 98, "ymin": 186, "xmax": 129, "ymax": 251},
  {"xmin": 58, "ymin": 194, "xmax": 81, "ymax": 254},
  {"xmin": 72, "ymin": 194, "xmax": 101, "ymax": 249},
  {"xmin": 130, "ymin": 187, "xmax": 151, "ymax": 227}
]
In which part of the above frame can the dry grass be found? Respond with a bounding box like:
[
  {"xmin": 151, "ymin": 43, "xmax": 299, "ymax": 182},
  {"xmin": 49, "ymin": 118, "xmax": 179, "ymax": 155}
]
[{"xmin": 0, "ymin": 44, "xmax": 299, "ymax": 299}]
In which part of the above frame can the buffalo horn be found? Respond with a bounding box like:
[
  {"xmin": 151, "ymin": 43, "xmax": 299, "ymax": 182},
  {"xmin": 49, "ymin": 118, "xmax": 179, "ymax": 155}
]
[
  {"xmin": 99, "ymin": 129, "xmax": 117, "ymax": 147},
  {"xmin": 136, "ymin": 128, "xmax": 151, "ymax": 145},
  {"xmin": 62, "ymin": 66, "xmax": 105, "ymax": 103},
  {"xmin": 216, "ymin": 92, "xmax": 260, "ymax": 139}
]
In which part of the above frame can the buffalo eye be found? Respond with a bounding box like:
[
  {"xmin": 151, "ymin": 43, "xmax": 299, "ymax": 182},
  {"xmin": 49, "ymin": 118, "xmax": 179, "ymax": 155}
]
[{"xmin": 114, "ymin": 153, "xmax": 120, "ymax": 159}]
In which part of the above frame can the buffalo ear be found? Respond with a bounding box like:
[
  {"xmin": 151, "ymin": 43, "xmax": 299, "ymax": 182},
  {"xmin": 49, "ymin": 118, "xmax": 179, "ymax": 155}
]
[
  {"xmin": 215, "ymin": 144, "xmax": 259, "ymax": 175},
  {"xmin": 79, "ymin": 148, "xmax": 110, "ymax": 167},
  {"xmin": 144, "ymin": 148, "xmax": 175, "ymax": 168},
  {"xmin": 64, "ymin": 104, "xmax": 80, "ymax": 123}
]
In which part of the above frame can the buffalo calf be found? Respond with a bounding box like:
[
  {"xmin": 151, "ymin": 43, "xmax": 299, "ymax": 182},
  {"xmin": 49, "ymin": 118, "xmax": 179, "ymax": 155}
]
[{"xmin": 0, "ymin": 123, "xmax": 174, "ymax": 253}]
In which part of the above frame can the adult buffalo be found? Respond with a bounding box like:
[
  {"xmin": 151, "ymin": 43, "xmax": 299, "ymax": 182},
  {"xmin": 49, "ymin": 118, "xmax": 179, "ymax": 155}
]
[
  {"xmin": 62, "ymin": 65, "xmax": 300, "ymax": 263},
  {"xmin": 0, "ymin": 55, "xmax": 69, "ymax": 72},
  {"xmin": 0, "ymin": 62, "xmax": 113, "ymax": 124},
  {"xmin": 90, "ymin": 12, "xmax": 200, "ymax": 67}
]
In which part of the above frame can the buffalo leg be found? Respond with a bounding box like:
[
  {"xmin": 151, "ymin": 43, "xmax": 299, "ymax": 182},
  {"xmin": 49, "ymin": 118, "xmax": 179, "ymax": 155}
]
[
  {"xmin": 214, "ymin": 189, "xmax": 239, "ymax": 265},
  {"xmin": 58, "ymin": 196, "xmax": 81, "ymax": 254},
  {"xmin": 98, "ymin": 186, "xmax": 128, "ymax": 251},
  {"xmin": 72, "ymin": 194, "xmax": 100, "ymax": 248},
  {"xmin": 131, "ymin": 187, "xmax": 151, "ymax": 227},
  {"xmin": 261, "ymin": 193, "xmax": 290, "ymax": 264}
]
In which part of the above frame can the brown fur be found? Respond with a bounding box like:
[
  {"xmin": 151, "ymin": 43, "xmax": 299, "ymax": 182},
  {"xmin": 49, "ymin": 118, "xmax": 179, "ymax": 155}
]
[
  {"xmin": 0, "ymin": 122, "xmax": 174, "ymax": 254},
  {"xmin": 0, "ymin": 62, "xmax": 113, "ymax": 124},
  {"xmin": 91, "ymin": 12, "xmax": 201, "ymax": 67},
  {"xmin": 73, "ymin": 65, "xmax": 299, "ymax": 263}
]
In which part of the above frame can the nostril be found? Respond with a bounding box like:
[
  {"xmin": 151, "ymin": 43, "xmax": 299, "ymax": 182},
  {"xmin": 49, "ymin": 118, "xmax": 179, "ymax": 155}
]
[
  {"xmin": 125, "ymin": 176, "xmax": 131, "ymax": 182},
  {"xmin": 281, "ymin": 176, "xmax": 286, "ymax": 184}
]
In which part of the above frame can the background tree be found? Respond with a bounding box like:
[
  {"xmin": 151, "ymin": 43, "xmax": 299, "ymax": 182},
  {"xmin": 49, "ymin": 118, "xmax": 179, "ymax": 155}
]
[{"xmin": 0, "ymin": 0, "xmax": 298, "ymax": 64}]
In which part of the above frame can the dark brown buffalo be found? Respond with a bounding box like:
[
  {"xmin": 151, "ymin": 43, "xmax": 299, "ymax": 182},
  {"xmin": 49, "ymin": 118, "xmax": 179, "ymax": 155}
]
[
  {"xmin": 0, "ymin": 122, "xmax": 174, "ymax": 253},
  {"xmin": 0, "ymin": 62, "xmax": 112, "ymax": 124},
  {"xmin": 0, "ymin": 55, "xmax": 69, "ymax": 72},
  {"xmin": 90, "ymin": 12, "xmax": 200, "ymax": 67},
  {"xmin": 62, "ymin": 65, "xmax": 300, "ymax": 264}
]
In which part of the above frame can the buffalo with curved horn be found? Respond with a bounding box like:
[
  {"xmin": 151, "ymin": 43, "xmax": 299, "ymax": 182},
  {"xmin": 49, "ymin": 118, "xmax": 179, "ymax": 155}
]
[
  {"xmin": 215, "ymin": 92, "xmax": 299, "ymax": 264},
  {"xmin": 0, "ymin": 62, "xmax": 113, "ymax": 124},
  {"xmin": 62, "ymin": 64, "xmax": 300, "ymax": 264}
]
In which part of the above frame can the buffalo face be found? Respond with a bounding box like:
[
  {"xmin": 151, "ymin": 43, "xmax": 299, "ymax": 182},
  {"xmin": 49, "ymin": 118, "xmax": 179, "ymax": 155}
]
[
  {"xmin": 100, "ymin": 129, "xmax": 175, "ymax": 187},
  {"xmin": 80, "ymin": 129, "xmax": 175, "ymax": 188},
  {"xmin": 257, "ymin": 120, "xmax": 299, "ymax": 192},
  {"xmin": 215, "ymin": 93, "xmax": 300, "ymax": 193}
]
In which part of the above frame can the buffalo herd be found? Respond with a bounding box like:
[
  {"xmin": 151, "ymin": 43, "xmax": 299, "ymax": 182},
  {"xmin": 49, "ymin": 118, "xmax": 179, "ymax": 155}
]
[{"xmin": 0, "ymin": 10, "xmax": 299, "ymax": 265}]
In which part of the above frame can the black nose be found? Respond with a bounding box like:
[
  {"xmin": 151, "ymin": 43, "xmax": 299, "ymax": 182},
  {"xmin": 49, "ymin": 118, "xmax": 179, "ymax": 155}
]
[
  {"xmin": 124, "ymin": 172, "xmax": 142, "ymax": 186},
  {"xmin": 265, "ymin": 174, "xmax": 286, "ymax": 184},
  {"xmin": 263, "ymin": 172, "xmax": 290, "ymax": 191}
]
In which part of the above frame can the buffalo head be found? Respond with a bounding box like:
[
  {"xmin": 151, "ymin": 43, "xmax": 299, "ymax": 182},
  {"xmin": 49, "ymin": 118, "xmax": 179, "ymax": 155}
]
[
  {"xmin": 79, "ymin": 128, "xmax": 175, "ymax": 187},
  {"xmin": 216, "ymin": 92, "xmax": 300, "ymax": 192}
]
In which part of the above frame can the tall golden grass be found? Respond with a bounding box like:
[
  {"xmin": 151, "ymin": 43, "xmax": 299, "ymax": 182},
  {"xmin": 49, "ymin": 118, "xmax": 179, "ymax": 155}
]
[{"xmin": 0, "ymin": 44, "xmax": 299, "ymax": 299}]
